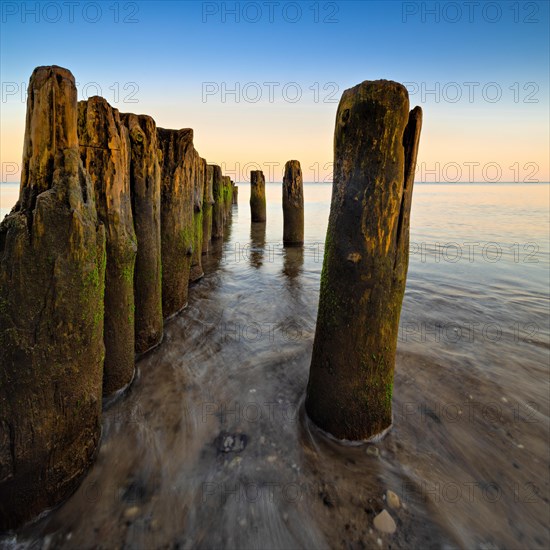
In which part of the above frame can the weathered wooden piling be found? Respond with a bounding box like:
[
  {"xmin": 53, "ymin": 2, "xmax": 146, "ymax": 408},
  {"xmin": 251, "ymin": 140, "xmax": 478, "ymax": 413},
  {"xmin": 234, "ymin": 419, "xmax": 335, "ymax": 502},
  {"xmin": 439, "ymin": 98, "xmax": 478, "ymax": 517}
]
[
  {"xmin": 305, "ymin": 80, "xmax": 422, "ymax": 441},
  {"xmin": 223, "ymin": 176, "xmax": 233, "ymax": 217},
  {"xmin": 250, "ymin": 170, "xmax": 266, "ymax": 222},
  {"xmin": 0, "ymin": 63, "xmax": 255, "ymax": 529},
  {"xmin": 122, "ymin": 113, "xmax": 163, "ymax": 352},
  {"xmin": 211, "ymin": 164, "xmax": 224, "ymax": 239},
  {"xmin": 282, "ymin": 160, "xmax": 304, "ymax": 245},
  {"xmin": 232, "ymin": 182, "xmax": 238, "ymax": 204},
  {"xmin": 78, "ymin": 96, "xmax": 137, "ymax": 396},
  {"xmin": 157, "ymin": 128, "xmax": 195, "ymax": 317},
  {"xmin": 202, "ymin": 165, "xmax": 215, "ymax": 254},
  {"xmin": 190, "ymin": 157, "xmax": 206, "ymax": 282},
  {"xmin": 0, "ymin": 66, "xmax": 106, "ymax": 529}
]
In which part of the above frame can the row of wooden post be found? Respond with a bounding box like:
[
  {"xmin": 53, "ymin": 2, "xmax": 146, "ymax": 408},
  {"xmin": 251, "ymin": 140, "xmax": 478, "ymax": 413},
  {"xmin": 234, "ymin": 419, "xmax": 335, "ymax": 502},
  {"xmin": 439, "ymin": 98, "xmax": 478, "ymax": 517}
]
[
  {"xmin": 0, "ymin": 66, "xmax": 236, "ymax": 528},
  {"xmin": 249, "ymin": 161, "xmax": 305, "ymax": 248},
  {"xmin": 0, "ymin": 68, "xmax": 421, "ymax": 529}
]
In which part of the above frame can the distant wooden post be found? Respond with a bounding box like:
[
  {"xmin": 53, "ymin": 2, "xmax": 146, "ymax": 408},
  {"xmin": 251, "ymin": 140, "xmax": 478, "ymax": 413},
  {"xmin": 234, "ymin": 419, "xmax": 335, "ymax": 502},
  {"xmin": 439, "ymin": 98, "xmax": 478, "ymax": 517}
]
[
  {"xmin": 202, "ymin": 164, "xmax": 214, "ymax": 254},
  {"xmin": 282, "ymin": 160, "xmax": 304, "ymax": 245},
  {"xmin": 222, "ymin": 176, "xmax": 233, "ymax": 218},
  {"xmin": 306, "ymin": 80, "xmax": 422, "ymax": 441},
  {"xmin": 211, "ymin": 164, "xmax": 224, "ymax": 239},
  {"xmin": 250, "ymin": 170, "xmax": 266, "ymax": 222}
]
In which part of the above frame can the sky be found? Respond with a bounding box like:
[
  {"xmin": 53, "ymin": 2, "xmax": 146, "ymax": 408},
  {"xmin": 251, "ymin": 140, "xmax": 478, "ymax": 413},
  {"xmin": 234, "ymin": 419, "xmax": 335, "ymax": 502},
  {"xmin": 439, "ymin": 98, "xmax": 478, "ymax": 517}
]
[{"xmin": 1, "ymin": 0, "xmax": 549, "ymax": 183}]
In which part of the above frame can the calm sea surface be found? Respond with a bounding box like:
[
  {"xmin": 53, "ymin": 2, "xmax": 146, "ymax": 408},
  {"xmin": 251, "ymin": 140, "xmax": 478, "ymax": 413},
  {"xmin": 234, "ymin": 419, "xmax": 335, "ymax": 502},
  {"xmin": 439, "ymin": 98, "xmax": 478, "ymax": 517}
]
[{"xmin": 1, "ymin": 182, "xmax": 549, "ymax": 548}]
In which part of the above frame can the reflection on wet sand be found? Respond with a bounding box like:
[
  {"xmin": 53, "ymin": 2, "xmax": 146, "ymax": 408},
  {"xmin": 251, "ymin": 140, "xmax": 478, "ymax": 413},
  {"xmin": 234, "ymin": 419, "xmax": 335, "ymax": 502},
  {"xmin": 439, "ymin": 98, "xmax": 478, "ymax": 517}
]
[
  {"xmin": 249, "ymin": 221, "xmax": 266, "ymax": 269},
  {"xmin": 282, "ymin": 245, "xmax": 304, "ymax": 285}
]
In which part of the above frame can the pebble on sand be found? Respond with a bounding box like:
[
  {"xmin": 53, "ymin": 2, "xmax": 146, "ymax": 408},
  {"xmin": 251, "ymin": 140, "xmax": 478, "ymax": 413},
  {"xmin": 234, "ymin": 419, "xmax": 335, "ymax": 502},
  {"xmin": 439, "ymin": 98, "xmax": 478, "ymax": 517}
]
[
  {"xmin": 373, "ymin": 509, "xmax": 396, "ymax": 534},
  {"xmin": 229, "ymin": 456, "xmax": 242, "ymax": 468},
  {"xmin": 385, "ymin": 490, "xmax": 400, "ymax": 509},
  {"xmin": 124, "ymin": 506, "xmax": 140, "ymax": 520},
  {"xmin": 215, "ymin": 432, "xmax": 248, "ymax": 453},
  {"xmin": 366, "ymin": 446, "xmax": 379, "ymax": 457}
]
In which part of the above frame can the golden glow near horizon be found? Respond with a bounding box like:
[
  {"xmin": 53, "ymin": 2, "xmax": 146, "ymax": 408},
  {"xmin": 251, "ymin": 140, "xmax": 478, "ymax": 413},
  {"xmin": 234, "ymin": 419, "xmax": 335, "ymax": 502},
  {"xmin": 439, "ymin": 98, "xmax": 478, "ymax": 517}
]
[{"xmin": 1, "ymin": 90, "xmax": 548, "ymax": 184}]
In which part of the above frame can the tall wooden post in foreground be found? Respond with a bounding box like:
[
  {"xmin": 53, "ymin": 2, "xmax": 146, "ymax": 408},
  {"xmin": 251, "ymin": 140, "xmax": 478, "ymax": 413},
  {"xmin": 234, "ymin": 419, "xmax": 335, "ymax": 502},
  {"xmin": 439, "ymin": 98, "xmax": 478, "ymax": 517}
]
[
  {"xmin": 306, "ymin": 80, "xmax": 422, "ymax": 441},
  {"xmin": 0, "ymin": 66, "xmax": 106, "ymax": 528}
]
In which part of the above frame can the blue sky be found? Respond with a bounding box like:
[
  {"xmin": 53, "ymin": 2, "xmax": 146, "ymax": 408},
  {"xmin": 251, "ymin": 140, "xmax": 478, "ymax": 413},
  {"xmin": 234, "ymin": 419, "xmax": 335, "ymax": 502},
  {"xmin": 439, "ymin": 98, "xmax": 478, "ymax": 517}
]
[{"xmin": 1, "ymin": 0, "xmax": 549, "ymax": 182}]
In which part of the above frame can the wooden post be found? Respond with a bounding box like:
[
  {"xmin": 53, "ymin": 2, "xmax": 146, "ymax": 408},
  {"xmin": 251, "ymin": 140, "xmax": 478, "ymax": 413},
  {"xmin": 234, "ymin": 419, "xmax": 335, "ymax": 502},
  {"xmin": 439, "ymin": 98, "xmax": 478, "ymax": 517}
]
[
  {"xmin": 305, "ymin": 80, "xmax": 422, "ymax": 441},
  {"xmin": 0, "ymin": 66, "xmax": 106, "ymax": 529},
  {"xmin": 78, "ymin": 96, "xmax": 137, "ymax": 395},
  {"xmin": 250, "ymin": 170, "xmax": 266, "ymax": 222},
  {"xmin": 123, "ymin": 114, "xmax": 163, "ymax": 350},
  {"xmin": 282, "ymin": 160, "xmax": 304, "ymax": 245},
  {"xmin": 211, "ymin": 165, "xmax": 224, "ymax": 239},
  {"xmin": 157, "ymin": 128, "xmax": 194, "ymax": 318}
]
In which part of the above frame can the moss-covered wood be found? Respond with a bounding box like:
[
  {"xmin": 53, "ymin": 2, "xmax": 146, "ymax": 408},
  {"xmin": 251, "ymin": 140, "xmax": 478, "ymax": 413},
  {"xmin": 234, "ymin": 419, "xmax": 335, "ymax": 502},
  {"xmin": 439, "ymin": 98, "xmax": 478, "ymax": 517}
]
[
  {"xmin": 282, "ymin": 160, "xmax": 304, "ymax": 245},
  {"xmin": 306, "ymin": 80, "xmax": 422, "ymax": 441},
  {"xmin": 202, "ymin": 165, "xmax": 215, "ymax": 254},
  {"xmin": 190, "ymin": 157, "xmax": 206, "ymax": 282},
  {"xmin": 78, "ymin": 96, "xmax": 137, "ymax": 396},
  {"xmin": 223, "ymin": 176, "xmax": 233, "ymax": 219},
  {"xmin": 0, "ymin": 66, "xmax": 106, "ymax": 529},
  {"xmin": 250, "ymin": 170, "xmax": 266, "ymax": 222},
  {"xmin": 211, "ymin": 165, "xmax": 224, "ymax": 239},
  {"xmin": 121, "ymin": 113, "xmax": 163, "ymax": 353},
  {"xmin": 157, "ymin": 128, "xmax": 194, "ymax": 318}
]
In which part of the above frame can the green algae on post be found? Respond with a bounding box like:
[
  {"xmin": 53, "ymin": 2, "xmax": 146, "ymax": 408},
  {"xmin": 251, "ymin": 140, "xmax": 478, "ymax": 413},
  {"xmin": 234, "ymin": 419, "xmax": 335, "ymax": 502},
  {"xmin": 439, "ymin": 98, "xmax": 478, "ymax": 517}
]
[
  {"xmin": 157, "ymin": 128, "xmax": 195, "ymax": 318},
  {"xmin": 202, "ymin": 164, "xmax": 215, "ymax": 254},
  {"xmin": 211, "ymin": 164, "xmax": 224, "ymax": 239},
  {"xmin": 223, "ymin": 175, "xmax": 233, "ymax": 219},
  {"xmin": 122, "ymin": 113, "xmax": 163, "ymax": 352},
  {"xmin": 190, "ymin": 157, "xmax": 206, "ymax": 282},
  {"xmin": 78, "ymin": 96, "xmax": 137, "ymax": 396}
]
